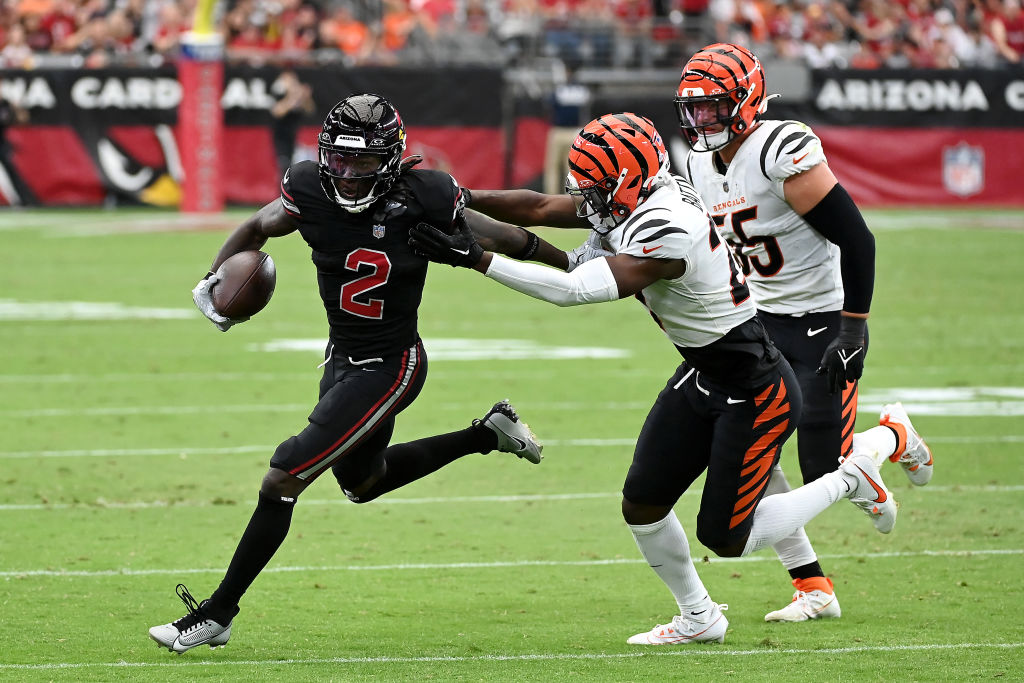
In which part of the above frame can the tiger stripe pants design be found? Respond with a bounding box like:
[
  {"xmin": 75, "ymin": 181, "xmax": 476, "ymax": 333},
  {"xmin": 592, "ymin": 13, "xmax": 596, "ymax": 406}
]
[
  {"xmin": 759, "ymin": 310, "xmax": 863, "ymax": 483},
  {"xmin": 622, "ymin": 358, "xmax": 802, "ymax": 553}
]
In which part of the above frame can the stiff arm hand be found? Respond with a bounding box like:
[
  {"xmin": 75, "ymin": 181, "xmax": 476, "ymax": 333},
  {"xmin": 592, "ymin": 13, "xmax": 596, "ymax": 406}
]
[{"xmin": 408, "ymin": 214, "xmax": 484, "ymax": 268}]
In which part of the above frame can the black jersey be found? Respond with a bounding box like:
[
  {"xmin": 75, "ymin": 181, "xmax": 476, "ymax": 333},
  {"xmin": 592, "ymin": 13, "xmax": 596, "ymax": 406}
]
[{"xmin": 280, "ymin": 161, "xmax": 462, "ymax": 358}]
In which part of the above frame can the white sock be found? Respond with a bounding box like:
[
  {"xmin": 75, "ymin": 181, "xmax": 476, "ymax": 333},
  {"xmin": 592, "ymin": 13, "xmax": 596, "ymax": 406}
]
[
  {"xmin": 853, "ymin": 426, "xmax": 898, "ymax": 461},
  {"xmin": 629, "ymin": 509, "xmax": 710, "ymax": 612},
  {"xmin": 742, "ymin": 470, "xmax": 850, "ymax": 556},
  {"xmin": 765, "ymin": 466, "xmax": 819, "ymax": 569}
]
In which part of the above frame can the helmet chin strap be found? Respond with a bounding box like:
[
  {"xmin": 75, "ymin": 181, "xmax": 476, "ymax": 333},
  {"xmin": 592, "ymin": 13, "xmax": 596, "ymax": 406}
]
[{"xmin": 693, "ymin": 129, "xmax": 732, "ymax": 152}]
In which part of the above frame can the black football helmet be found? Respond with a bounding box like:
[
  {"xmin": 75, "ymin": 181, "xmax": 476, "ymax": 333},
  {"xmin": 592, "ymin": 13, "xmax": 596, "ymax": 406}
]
[{"xmin": 318, "ymin": 93, "xmax": 407, "ymax": 212}]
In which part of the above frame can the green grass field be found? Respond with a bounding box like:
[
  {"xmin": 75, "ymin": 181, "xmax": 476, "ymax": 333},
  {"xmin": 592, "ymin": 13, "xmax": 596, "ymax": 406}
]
[{"xmin": 1, "ymin": 207, "xmax": 1022, "ymax": 681}]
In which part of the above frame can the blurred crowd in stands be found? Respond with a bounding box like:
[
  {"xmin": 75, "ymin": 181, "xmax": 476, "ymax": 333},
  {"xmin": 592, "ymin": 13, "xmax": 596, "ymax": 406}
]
[{"xmin": 0, "ymin": 0, "xmax": 1021, "ymax": 70}]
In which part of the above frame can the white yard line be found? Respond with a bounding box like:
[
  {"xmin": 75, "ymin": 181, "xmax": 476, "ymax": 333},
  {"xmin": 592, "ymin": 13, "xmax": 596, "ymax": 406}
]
[
  {"xmin": 1, "ymin": 548, "xmax": 1021, "ymax": 579},
  {"xmin": 0, "ymin": 433, "xmax": 1019, "ymax": 460},
  {"xmin": 0, "ymin": 642, "xmax": 1021, "ymax": 671}
]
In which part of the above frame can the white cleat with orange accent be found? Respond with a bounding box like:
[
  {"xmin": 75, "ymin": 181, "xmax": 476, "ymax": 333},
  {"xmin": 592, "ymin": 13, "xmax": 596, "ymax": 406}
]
[
  {"xmin": 627, "ymin": 603, "xmax": 728, "ymax": 645},
  {"xmin": 765, "ymin": 578, "xmax": 842, "ymax": 622},
  {"xmin": 841, "ymin": 451, "xmax": 898, "ymax": 533},
  {"xmin": 880, "ymin": 402, "xmax": 933, "ymax": 486}
]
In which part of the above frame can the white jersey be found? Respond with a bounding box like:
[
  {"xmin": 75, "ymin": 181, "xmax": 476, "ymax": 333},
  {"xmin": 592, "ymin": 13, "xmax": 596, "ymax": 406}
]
[
  {"xmin": 679, "ymin": 119, "xmax": 843, "ymax": 316},
  {"xmin": 602, "ymin": 178, "xmax": 755, "ymax": 349}
]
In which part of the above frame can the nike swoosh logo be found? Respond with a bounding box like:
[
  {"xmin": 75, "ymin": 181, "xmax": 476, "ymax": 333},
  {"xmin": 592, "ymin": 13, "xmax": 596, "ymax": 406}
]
[
  {"xmin": 807, "ymin": 327, "xmax": 828, "ymax": 337},
  {"xmin": 813, "ymin": 596, "xmax": 836, "ymax": 614},
  {"xmin": 453, "ymin": 248, "xmax": 471, "ymax": 256},
  {"xmin": 726, "ymin": 397, "xmax": 745, "ymax": 404},
  {"xmin": 854, "ymin": 464, "xmax": 888, "ymax": 503},
  {"xmin": 511, "ymin": 436, "xmax": 527, "ymax": 450},
  {"xmin": 642, "ymin": 245, "xmax": 663, "ymax": 254},
  {"xmin": 793, "ymin": 152, "xmax": 809, "ymax": 164}
]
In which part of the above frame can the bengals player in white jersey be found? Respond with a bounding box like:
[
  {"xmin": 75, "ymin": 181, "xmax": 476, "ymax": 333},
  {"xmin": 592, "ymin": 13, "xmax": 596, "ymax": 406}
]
[
  {"xmin": 461, "ymin": 44, "xmax": 933, "ymax": 625},
  {"xmin": 410, "ymin": 113, "xmax": 923, "ymax": 645},
  {"xmin": 675, "ymin": 42, "xmax": 932, "ymax": 622}
]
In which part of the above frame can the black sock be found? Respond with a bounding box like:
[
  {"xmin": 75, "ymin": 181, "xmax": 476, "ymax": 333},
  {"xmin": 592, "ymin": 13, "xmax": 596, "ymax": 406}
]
[
  {"xmin": 788, "ymin": 561, "xmax": 826, "ymax": 581},
  {"xmin": 207, "ymin": 491, "xmax": 296, "ymax": 622},
  {"xmin": 358, "ymin": 424, "xmax": 495, "ymax": 502}
]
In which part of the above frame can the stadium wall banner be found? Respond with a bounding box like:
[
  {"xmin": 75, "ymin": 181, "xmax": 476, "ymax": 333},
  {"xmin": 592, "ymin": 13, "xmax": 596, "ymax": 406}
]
[
  {"xmin": 594, "ymin": 68, "xmax": 1024, "ymax": 207},
  {"xmin": 0, "ymin": 66, "xmax": 505, "ymax": 207}
]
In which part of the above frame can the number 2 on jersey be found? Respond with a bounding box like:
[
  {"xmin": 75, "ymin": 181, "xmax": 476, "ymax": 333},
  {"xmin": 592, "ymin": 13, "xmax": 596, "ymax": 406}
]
[{"xmin": 340, "ymin": 248, "xmax": 391, "ymax": 319}]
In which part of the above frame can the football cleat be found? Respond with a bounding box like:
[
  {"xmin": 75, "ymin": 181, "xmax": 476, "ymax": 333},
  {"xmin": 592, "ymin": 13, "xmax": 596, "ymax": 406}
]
[
  {"xmin": 841, "ymin": 451, "xmax": 897, "ymax": 534},
  {"xmin": 149, "ymin": 584, "xmax": 236, "ymax": 653},
  {"xmin": 880, "ymin": 402, "xmax": 933, "ymax": 486},
  {"xmin": 765, "ymin": 578, "xmax": 841, "ymax": 622},
  {"xmin": 475, "ymin": 399, "xmax": 543, "ymax": 464},
  {"xmin": 626, "ymin": 603, "xmax": 729, "ymax": 645}
]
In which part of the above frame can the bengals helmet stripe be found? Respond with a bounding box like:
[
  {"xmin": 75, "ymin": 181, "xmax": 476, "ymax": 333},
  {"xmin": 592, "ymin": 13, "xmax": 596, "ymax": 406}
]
[
  {"xmin": 568, "ymin": 139, "xmax": 614, "ymax": 184},
  {"xmin": 685, "ymin": 45, "xmax": 752, "ymax": 93},
  {"xmin": 681, "ymin": 43, "xmax": 763, "ymax": 106},
  {"xmin": 600, "ymin": 113, "xmax": 660, "ymax": 178},
  {"xmin": 676, "ymin": 43, "xmax": 768, "ymax": 152},
  {"xmin": 565, "ymin": 113, "xmax": 670, "ymax": 232}
]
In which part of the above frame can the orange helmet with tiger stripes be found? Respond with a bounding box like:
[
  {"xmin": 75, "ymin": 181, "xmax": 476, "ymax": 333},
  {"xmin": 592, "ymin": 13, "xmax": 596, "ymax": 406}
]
[
  {"xmin": 565, "ymin": 113, "xmax": 670, "ymax": 232},
  {"xmin": 675, "ymin": 43, "xmax": 767, "ymax": 152}
]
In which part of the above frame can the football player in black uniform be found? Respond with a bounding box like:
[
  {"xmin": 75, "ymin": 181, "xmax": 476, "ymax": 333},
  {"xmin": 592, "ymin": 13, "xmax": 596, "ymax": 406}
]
[{"xmin": 148, "ymin": 94, "xmax": 544, "ymax": 653}]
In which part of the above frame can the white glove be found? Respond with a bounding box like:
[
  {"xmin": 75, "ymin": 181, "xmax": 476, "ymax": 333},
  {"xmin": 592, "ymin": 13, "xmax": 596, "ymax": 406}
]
[
  {"xmin": 191, "ymin": 273, "xmax": 248, "ymax": 332},
  {"xmin": 565, "ymin": 233, "xmax": 612, "ymax": 272}
]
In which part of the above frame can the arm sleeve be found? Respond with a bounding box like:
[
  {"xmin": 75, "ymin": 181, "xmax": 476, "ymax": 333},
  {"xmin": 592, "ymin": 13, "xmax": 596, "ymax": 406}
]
[
  {"xmin": 484, "ymin": 253, "xmax": 619, "ymax": 307},
  {"xmin": 801, "ymin": 183, "xmax": 875, "ymax": 314}
]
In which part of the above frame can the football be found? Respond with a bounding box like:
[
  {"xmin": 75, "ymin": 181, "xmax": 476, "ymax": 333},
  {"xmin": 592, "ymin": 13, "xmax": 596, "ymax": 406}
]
[{"xmin": 211, "ymin": 250, "xmax": 277, "ymax": 318}]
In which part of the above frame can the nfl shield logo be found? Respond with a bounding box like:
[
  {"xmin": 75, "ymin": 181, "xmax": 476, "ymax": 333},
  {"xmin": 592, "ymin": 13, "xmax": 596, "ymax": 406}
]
[
  {"xmin": 942, "ymin": 143, "xmax": 984, "ymax": 198},
  {"xmin": 372, "ymin": 224, "xmax": 386, "ymax": 239}
]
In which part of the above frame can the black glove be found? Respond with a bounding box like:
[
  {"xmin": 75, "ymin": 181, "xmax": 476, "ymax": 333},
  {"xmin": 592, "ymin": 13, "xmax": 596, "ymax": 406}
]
[
  {"xmin": 817, "ymin": 315, "xmax": 868, "ymax": 394},
  {"xmin": 459, "ymin": 186, "xmax": 472, "ymax": 206},
  {"xmin": 408, "ymin": 213, "xmax": 484, "ymax": 268}
]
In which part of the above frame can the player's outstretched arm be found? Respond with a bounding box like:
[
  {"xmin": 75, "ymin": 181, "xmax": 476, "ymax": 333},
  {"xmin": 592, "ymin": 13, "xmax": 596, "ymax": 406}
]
[
  {"xmin": 409, "ymin": 218, "xmax": 683, "ymax": 306},
  {"xmin": 466, "ymin": 188, "xmax": 586, "ymax": 229},
  {"xmin": 193, "ymin": 200, "xmax": 299, "ymax": 332}
]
